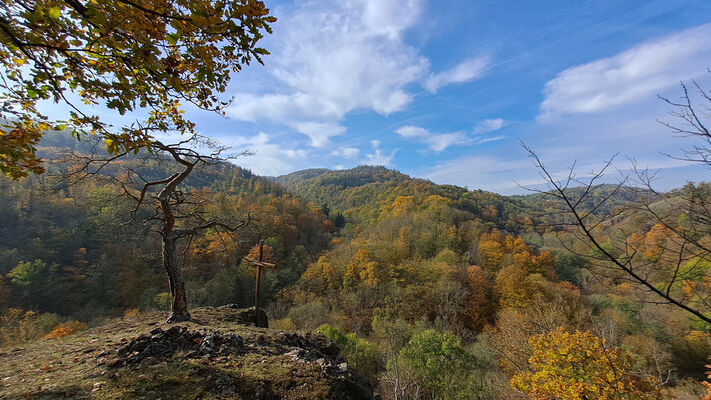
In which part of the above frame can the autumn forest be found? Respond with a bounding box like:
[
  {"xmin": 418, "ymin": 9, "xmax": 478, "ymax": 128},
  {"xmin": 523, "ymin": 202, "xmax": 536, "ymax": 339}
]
[{"xmin": 2, "ymin": 0, "xmax": 711, "ymax": 399}]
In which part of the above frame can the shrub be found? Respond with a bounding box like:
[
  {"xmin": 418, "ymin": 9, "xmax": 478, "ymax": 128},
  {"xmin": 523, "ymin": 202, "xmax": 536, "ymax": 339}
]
[
  {"xmin": 273, "ymin": 318, "xmax": 297, "ymax": 331},
  {"xmin": 43, "ymin": 320, "xmax": 87, "ymax": 339},
  {"xmin": 316, "ymin": 324, "xmax": 381, "ymax": 382},
  {"xmin": 0, "ymin": 308, "xmax": 61, "ymax": 346},
  {"xmin": 154, "ymin": 292, "xmax": 172, "ymax": 310}
]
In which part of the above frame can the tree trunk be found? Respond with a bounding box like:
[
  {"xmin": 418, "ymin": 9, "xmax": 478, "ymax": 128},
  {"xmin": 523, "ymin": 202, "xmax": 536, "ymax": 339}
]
[{"xmin": 163, "ymin": 233, "xmax": 190, "ymax": 322}]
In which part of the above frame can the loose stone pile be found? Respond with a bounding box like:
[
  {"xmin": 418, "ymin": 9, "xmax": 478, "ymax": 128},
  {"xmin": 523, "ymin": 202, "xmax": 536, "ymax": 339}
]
[
  {"xmin": 104, "ymin": 324, "xmax": 374, "ymax": 399},
  {"xmin": 109, "ymin": 326, "xmax": 244, "ymax": 367}
]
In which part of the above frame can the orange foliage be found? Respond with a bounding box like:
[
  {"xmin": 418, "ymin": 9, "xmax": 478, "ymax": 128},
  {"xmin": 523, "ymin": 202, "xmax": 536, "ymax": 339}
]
[
  {"xmin": 466, "ymin": 265, "xmax": 490, "ymax": 331},
  {"xmin": 300, "ymin": 256, "xmax": 337, "ymax": 295},
  {"xmin": 477, "ymin": 229, "xmax": 506, "ymax": 271},
  {"xmin": 388, "ymin": 195, "xmax": 416, "ymax": 216},
  {"xmin": 702, "ymin": 357, "xmax": 711, "ymax": 400},
  {"xmin": 246, "ymin": 243, "xmax": 276, "ymax": 264},
  {"xmin": 43, "ymin": 320, "xmax": 87, "ymax": 339},
  {"xmin": 322, "ymin": 219, "xmax": 337, "ymax": 233}
]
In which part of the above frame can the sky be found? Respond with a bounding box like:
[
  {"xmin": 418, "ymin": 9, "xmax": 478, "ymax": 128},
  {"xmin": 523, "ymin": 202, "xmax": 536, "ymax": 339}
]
[{"xmin": 45, "ymin": 0, "xmax": 711, "ymax": 194}]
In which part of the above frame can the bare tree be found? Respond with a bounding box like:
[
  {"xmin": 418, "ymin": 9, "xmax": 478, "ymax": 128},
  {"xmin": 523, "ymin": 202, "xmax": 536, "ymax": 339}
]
[
  {"xmin": 524, "ymin": 145, "xmax": 711, "ymax": 324},
  {"xmin": 522, "ymin": 75, "xmax": 711, "ymax": 326},
  {"xmin": 67, "ymin": 135, "xmax": 251, "ymax": 322}
]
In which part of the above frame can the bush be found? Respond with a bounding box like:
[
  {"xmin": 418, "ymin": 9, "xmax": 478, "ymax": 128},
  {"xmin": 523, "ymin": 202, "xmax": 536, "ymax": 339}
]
[
  {"xmin": 154, "ymin": 292, "xmax": 171, "ymax": 310},
  {"xmin": 316, "ymin": 324, "xmax": 381, "ymax": 382},
  {"xmin": 43, "ymin": 320, "xmax": 87, "ymax": 339},
  {"xmin": 0, "ymin": 308, "xmax": 61, "ymax": 346},
  {"xmin": 287, "ymin": 301, "xmax": 330, "ymax": 330},
  {"xmin": 273, "ymin": 318, "xmax": 297, "ymax": 331},
  {"xmin": 400, "ymin": 330, "xmax": 468, "ymax": 397}
]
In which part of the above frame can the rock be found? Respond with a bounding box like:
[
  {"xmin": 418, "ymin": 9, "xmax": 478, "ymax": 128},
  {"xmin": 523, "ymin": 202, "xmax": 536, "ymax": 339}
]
[
  {"xmin": 285, "ymin": 349, "xmax": 302, "ymax": 360},
  {"xmin": 199, "ymin": 335, "xmax": 215, "ymax": 354},
  {"xmin": 91, "ymin": 382, "xmax": 105, "ymax": 393},
  {"xmin": 104, "ymin": 317, "xmax": 375, "ymax": 399},
  {"xmin": 254, "ymin": 383, "xmax": 266, "ymax": 399},
  {"xmin": 218, "ymin": 305, "xmax": 269, "ymax": 327},
  {"xmin": 213, "ymin": 374, "xmax": 238, "ymax": 395}
]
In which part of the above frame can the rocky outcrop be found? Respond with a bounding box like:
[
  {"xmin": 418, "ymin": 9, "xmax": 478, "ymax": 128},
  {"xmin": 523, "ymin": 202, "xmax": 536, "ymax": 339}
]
[{"xmin": 105, "ymin": 323, "xmax": 374, "ymax": 399}]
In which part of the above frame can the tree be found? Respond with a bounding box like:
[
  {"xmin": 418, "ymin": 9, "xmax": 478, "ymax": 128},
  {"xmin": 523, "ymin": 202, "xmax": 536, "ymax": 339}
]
[
  {"xmin": 511, "ymin": 327, "xmax": 659, "ymax": 400},
  {"xmin": 465, "ymin": 265, "xmax": 490, "ymax": 332},
  {"xmin": 0, "ymin": 0, "xmax": 275, "ymax": 178},
  {"xmin": 399, "ymin": 329, "xmax": 484, "ymax": 400},
  {"xmin": 315, "ymin": 324, "xmax": 381, "ymax": 383},
  {"xmin": 70, "ymin": 137, "xmax": 251, "ymax": 322},
  {"xmin": 522, "ymin": 76, "xmax": 711, "ymax": 326}
]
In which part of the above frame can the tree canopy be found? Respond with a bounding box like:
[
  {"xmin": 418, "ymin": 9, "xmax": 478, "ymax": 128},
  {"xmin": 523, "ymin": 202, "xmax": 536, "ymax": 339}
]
[{"xmin": 0, "ymin": 0, "xmax": 275, "ymax": 178}]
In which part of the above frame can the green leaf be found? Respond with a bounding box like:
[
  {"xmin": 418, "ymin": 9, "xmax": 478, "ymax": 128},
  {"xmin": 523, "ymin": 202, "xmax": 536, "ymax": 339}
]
[
  {"xmin": 166, "ymin": 33, "xmax": 180, "ymax": 46},
  {"xmin": 48, "ymin": 7, "xmax": 61, "ymax": 19}
]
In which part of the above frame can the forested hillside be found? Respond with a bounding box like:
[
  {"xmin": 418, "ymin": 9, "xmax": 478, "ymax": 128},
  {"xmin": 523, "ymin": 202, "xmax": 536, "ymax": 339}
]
[
  {"xmin": 0, "ymin": 133, "xmax": 334, "ymax": 327},
  {"xmin": 2, "ymin": 132, "xmax": 711, "ymax": 399}
]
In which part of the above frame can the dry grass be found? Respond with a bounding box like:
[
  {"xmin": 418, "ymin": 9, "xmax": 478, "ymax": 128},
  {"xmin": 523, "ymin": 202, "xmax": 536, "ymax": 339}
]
[{"xmin": 0, "ymin": 307, "xmax": 337, "ymax": 399}]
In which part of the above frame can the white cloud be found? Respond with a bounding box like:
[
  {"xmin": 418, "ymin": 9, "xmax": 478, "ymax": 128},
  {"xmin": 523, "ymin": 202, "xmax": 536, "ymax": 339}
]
[
  {"xmin": 395, "ymin": 124, "xmax": 503, "ymax": 152},
  {"xmin": 540, "ymin": 24, "xmax": 711, "ymax": 118},
  {"xmin": 476, "ymin": 135, "xmax": 506, "ymax": 145},
  {"xmin": 395, "ymin": 125, "xmax": 430, "ymax": 138},
  {"xmin": 364, "ymin": 140, "xmax": 397, "ymax": 166},
  {"xmin": 396, "ymin": 125, "xmax": 466, "ymax": 152},
  {"xmin": 228, "ymin": 0, "xmax": 489, "ymax": 146},
  {"xmin": 424, "ymin": 155, "xmax": 532, "ymax": 193},
  {"xmin": 428, "ymin": 132, "xmax": 467, "ymax": 152},
  {"xmin": 221, "ymin": 132, "xmax": 308, "ymax": 176},
  {"xmin": 228, "ymin": 0, "xmax": 429, "ymax": 140},
  {"xmin": 473, "ymin": 118, "xmax": 505, "ymax": 134},
  {"xmin": 331, "ymin": 147, "xmax": 360, "ymax": 159},
  {"xmin": 291, "ymin": 121, "xmax": 346, "ymax": 147},
  {"xmin": 424, "ymin": 56, "xmax": 490, "ymax": 93}
]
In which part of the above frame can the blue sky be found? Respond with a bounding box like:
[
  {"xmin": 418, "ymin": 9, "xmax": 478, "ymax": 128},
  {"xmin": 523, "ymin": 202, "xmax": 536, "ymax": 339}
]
[{"xmin": 45, "ymin": 0, "xmax": 711, "ymax": 194}]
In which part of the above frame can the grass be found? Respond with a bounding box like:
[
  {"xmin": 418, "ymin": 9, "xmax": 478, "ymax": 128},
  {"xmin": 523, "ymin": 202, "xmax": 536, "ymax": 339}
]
[{"xmin": 0, "ymin": 307, "xmax": 348, "ymax": 399}]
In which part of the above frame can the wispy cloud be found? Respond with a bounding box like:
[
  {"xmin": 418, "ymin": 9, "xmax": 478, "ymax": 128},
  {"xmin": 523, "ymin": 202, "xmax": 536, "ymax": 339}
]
[
  {"xmin": 395, "ymin": 125, "xmax": 430, "ymax": 138},
  {"xmin": 473, "ymin": 118, "xmax": 505, "ymax": 134},
  {"xmin": 227, "ymin": 0, "xmax": 489, "ymax": 148},
  {"xmin": 540, "ymin": 24, "xmax": 711, "ymax": 119},
  {"xmin": 423, "ymin": 155, "xmax": 532, "ymax": 193},
  {"xmin": 291, "ymin": 121, "xmax": 346, "ymax": 148},
  {"xmin": 395, "ymin": 124, "xmax": 505, "ymax": 152},
  {"xmin": 364, "ymin": 140, "xmax": 397, "ymax": 166},
  {"xmin": 424, "ymin": 56, "xmax": 490, "ymax": 93},
  {"xmin": 395, "ymin": 125, "xmax": 466, "ymax": 152},
  {"xmin": 331, "ymin": 147, "xmax": 360, "ymax": 159}
]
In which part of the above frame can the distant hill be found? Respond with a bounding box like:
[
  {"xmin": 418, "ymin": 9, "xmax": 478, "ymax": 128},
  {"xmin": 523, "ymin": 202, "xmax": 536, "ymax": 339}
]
[
  {"xmin": 34, "ymin": 130, "xmax": 287, "ymax": 197},
  {"xmin": 275, "ymin": 165, "xmax": 526, "ymax": 233},
  {"xmin": 272, "ymin": 168, "xmax": 330, "ymax": 185}
]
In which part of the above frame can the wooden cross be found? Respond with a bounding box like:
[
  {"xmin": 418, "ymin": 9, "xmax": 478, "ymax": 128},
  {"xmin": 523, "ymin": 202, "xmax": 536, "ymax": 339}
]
[{"xmin": 243, "ymin": 239, "xmax": 276, "ymax": 327}]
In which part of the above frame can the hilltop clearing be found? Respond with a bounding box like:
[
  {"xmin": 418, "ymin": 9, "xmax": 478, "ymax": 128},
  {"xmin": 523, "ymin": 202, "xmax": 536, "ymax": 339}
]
[{"xmin": 0, "ymin": 307, "xmax": 373, "ymax": 400}]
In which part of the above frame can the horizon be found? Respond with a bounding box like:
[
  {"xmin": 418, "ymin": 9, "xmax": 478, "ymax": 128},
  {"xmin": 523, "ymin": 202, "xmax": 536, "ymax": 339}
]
[{"xmin": 36, "ymin": 0, "xmax": 711, "ymax": 194}]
